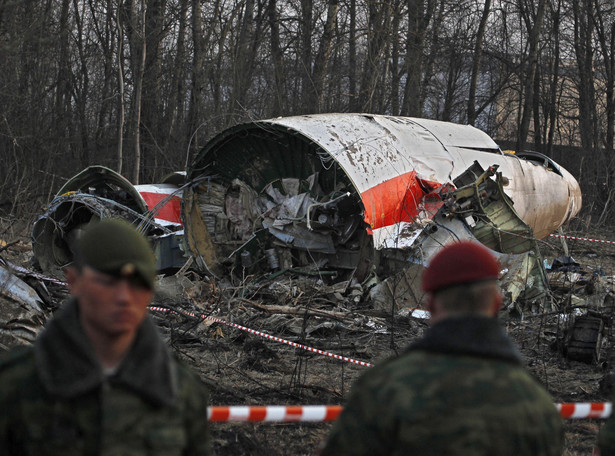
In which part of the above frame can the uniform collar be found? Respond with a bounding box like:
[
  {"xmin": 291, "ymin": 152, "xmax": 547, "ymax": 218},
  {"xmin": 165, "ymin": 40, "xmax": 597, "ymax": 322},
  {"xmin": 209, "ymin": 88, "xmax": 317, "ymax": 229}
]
[
  {"xmin": 408, "ymin": 315, "xmax": 522, "ymax": 364},
  {"xmin": 34, "ymin": 299, "xmax": 177, "ymax": 407}
]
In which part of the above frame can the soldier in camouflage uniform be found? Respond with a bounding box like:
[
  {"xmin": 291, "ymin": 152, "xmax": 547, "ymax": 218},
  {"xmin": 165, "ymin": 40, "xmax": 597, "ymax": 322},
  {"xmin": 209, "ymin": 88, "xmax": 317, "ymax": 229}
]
[
  {"xmin": 320, "ymin": 241, "xmax": 563, "ymax": 455},
  {"xmin": 0, "ymin": 219, "xmax": 211, "ymax": 455}
]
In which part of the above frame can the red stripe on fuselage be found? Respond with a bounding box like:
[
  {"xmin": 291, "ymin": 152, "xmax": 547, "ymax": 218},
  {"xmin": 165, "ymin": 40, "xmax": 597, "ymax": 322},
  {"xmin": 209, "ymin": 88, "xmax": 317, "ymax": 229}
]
[
  {"xmin": 139, "ymin": 192, "xmax": 182, "ymax": 225},
  {"xmin": 361, "ymin": 171, "xmax": 442, "ymax": 230}
]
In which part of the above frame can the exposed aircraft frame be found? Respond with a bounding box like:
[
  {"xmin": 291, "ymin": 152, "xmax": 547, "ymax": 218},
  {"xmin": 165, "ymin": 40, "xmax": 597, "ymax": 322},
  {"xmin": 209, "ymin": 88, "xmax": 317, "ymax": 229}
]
[
  {"xmin": 181, "ymin": 114, "xmax": 581, "ymax": 307},
  {"xmin": 30, "ymin": 114, "xmax": 582, "ymax": 310}
]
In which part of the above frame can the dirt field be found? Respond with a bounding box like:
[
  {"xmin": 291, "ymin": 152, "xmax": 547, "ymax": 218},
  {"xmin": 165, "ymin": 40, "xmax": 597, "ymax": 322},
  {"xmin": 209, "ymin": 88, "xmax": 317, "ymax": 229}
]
[{"xmin": 2, "ymin": 220, "xmax": 615, "ymax": 455}]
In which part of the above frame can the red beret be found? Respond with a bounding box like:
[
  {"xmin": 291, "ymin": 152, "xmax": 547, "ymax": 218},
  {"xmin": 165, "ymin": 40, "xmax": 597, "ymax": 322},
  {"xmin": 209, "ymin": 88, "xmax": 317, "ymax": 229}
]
[{"xmin": 422, "ymin": 241, "xmax": 500, "ymax": 292}]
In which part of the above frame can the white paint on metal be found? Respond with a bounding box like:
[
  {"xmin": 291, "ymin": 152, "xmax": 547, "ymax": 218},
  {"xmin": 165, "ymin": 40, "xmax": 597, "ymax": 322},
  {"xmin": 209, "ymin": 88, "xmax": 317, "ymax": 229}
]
[{"xmin": 264, "ymin": 114, "xmax": 582, "ymax": 247}]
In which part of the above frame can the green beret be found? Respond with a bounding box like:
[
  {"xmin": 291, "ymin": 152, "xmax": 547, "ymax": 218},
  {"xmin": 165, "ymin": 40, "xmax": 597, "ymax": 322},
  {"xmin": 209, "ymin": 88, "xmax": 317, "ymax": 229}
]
[{"xmin": 77, "ymin": 218, "xmax": 156, "ymax": 289}]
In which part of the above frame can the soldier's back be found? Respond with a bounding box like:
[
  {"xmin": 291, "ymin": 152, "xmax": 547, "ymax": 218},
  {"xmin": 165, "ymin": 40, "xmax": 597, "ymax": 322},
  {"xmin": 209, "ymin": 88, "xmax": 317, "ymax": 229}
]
[{"xmin": 321, "ymin": 350, "xmax": 563, "ymax": 456}]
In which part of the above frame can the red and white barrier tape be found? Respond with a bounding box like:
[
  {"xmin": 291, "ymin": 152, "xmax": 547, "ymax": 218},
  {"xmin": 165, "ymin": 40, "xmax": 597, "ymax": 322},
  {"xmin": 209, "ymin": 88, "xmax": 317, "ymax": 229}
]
[
  {"xmin": 208, "ymin": 405, "xmax": 343, "ymax": 422},
  {"xmin": 148, "ymin": 306, "xmax": 374, "ymax": 368},
  {"xmin": 205, "ymin": 403, "xmax": 612, "ymax": 422},
  {"xmin": 557, "ymin": 402, "xmax": 612, "ymax": 419},
  {"xmin": 151, "ymin": 307, "xmax": 613, "ymax": 422},
  {"xmin": 550, "ymin": 234, "xmax": 615, "ymax": 245}
]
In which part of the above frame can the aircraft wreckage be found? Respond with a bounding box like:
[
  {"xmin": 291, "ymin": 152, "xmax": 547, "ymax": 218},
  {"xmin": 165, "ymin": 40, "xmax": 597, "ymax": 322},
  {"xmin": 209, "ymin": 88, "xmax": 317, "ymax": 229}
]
[{"xmin": 30, "ymin": 114, "xmax": 582, "ymax": 312}]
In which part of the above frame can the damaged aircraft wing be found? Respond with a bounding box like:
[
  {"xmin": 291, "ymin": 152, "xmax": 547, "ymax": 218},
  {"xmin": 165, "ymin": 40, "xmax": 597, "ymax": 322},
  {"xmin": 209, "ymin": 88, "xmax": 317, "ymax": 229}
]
[{"xmin": 181, "ymin": 114, "xmax": 581, "ymax": 309}]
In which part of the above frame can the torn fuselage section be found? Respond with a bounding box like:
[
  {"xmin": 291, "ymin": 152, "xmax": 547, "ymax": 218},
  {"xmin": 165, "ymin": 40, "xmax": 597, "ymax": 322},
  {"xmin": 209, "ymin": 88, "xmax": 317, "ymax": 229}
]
[
  {"xmin": 32, "ymin": 166, "xmax": 186, "ymax": 278},
  {"xmin": 183, "ymin": 114, "xmax": 580, "ymax": 312},
  {"xmin": 430, "ymin": 162, "xmax": 549, "ymax": 309},
  {"xmin": 182, "ymin": 130, "xmax": 372, "ymax": 282},
  {"xmin": 369, "ymin": 161, "xmax": 550, "ymax": 312}
]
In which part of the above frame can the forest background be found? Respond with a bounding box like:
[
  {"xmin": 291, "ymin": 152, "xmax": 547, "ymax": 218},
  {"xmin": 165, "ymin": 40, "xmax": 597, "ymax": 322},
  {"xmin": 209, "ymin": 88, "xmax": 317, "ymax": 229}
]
[{"xmin": 1, "ymin": 0, "xmax": 614, "ymax": 228}]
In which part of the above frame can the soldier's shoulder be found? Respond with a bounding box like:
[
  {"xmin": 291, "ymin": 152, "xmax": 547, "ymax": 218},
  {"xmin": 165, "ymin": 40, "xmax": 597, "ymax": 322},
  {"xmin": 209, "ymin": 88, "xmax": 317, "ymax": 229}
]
[
  {"xmin": 0, "ymin": 345, "xmax": 35, "ymax": 372},
  {"xmin": 0, "ymin": 345, "xmax": 37, "ymax": 392},
  {"xmin": 171, "ymin": 355, "xmax": 209, "ymax": 395},
  {"xmin": 351, "ymin": 350, "xmax": 428, "ymax": 392}
]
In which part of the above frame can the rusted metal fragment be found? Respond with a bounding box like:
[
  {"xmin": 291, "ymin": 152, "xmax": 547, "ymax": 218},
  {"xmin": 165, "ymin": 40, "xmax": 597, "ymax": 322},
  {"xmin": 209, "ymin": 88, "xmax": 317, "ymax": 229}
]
[
  {"xmin": 566, "ymin": 316, "xmax": 604, "ymax": 363},
  {"xmin": 182, "ymin": 185, "xmax": 221, "ymax": 276}
]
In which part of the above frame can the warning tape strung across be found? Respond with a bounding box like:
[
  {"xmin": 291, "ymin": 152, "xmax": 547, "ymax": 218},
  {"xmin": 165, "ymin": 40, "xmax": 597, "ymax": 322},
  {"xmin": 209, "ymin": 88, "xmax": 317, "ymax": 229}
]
[
  {"xmin": 550, "ymin": 234, "xmax": 615, "ymax": 245},
  {"xmin": 151, "ymin": 306, "xmax": 612, "ymax": 422},
  {"xmin": 205, "ymin": 403, "xmax": 612, "ymax": 422},
  {"xmin": 208, "ymin": 405, "xmax": 343, "ymax": 422},
  {"xmin": 557, "ymin": 402, "xmax": 612, "ymax": 419},
  {"xmin": 148, "ymin": 306, "xmax": 374, "ymax": 368}
]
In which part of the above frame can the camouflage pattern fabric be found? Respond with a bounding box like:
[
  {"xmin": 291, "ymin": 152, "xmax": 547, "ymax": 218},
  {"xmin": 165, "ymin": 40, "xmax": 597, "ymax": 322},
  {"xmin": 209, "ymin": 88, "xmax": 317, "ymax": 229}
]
[
  {"xmin": 598, "ymin": 404, "xmax": 615, "ymax": 454},
  {"xmin": 0, "ymin": 300, "xmax": 211, "ymax": 455},
  {"xmin": 320, "ymin": 316, "xmax": 563, "ymax": 456}
]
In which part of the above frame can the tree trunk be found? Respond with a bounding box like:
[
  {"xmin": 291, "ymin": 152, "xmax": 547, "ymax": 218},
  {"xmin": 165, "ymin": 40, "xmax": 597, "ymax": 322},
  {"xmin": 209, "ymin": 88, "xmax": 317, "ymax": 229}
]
[
  {"xmin": 164, "ymin": 0, "xmax": 189, "ymax": 151},
  {"xmin": 571, "ymin": 0, "xmax": 597, "ymax": 154},
  {"xmin": 348, "ymin": 0, "xmax": 358, "ymax": 111},
  {"xmin": 593, "ymin": 0, "xmax": 615, "ymax": 155},
  {"xmin": 299, "ymin": 0, "xmax": 313, "ymax": 113},
  {"xmin": 359, "ymin": 0, "xmax": 392, "ymax": 112},
  {"xmin": 309, "ymin": 0, "xmax": 339, "ymax": 112},
  {"xmin": 467, "ymin": 0, "xmax": 491, "ymax": 125},
  {"xmin": 516, "ymin": 0, "xmax": 547, "ymax": 154},
  {"xmin": 268, "ymin": 0, "xmax": 285, "ymax": 115},
  {"xmin": 132, "ymin": 1, "xmax": 146, "ymax": 183},
  {"xmin": 188, "ymin": 0, "xmax": 204, "ymax": 157},
  {"xmin": 401, "ymin": 0, "xmax": 433, "ymax": 116},
  {"xmin": 116, "ymin": 1, "xmax": 125, "ymax": 174},
  {"xmin": 142, "ymin": 0, "xmax": 167, "ymax": 181}
]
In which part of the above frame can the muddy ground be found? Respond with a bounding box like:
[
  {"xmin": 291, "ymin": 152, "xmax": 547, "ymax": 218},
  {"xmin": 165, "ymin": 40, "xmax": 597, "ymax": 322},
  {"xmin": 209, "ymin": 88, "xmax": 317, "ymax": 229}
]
[{"xmin": 1, "ymin": 219, "xmax": 615, "ymax": 455}]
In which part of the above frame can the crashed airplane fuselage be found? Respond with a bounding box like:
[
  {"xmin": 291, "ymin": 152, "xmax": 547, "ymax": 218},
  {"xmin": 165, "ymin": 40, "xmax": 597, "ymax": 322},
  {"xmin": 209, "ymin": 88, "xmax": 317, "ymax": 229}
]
[
  {"xmin": 181, "ymin": 114, "xmax": 582, "ymax": 286},
  {"xmin": 30, "ymin": 114, "xmax": 582, "ymax": 310}
]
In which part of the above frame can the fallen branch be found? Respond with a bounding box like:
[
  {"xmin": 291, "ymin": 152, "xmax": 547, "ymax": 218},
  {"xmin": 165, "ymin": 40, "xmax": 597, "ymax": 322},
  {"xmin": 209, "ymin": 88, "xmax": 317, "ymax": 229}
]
[{"xmin": 238, "ymin": 298, "xmax": 351, "ymax": 322}]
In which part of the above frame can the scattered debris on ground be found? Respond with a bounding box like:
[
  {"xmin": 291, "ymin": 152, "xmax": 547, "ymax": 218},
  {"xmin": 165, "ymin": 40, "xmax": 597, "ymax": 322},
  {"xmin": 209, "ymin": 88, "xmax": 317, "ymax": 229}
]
[{"xmin": 2, "ymin": 221, "xmax": 615, "ymax": 455}]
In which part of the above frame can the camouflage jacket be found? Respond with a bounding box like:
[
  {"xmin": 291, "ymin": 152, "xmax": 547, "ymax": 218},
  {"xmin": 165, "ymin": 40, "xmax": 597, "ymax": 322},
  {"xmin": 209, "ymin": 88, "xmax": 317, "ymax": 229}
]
[
  {"xmin": 597, "ymin": 395, "xmax": 615, "ymax": 454},
  {"xmin": 0, "ymin": 299, "xmax": 211, "ymax": 455},
  {"xmin": 320, "ymin": 315, "xmax": 563, "ymax": 456}
]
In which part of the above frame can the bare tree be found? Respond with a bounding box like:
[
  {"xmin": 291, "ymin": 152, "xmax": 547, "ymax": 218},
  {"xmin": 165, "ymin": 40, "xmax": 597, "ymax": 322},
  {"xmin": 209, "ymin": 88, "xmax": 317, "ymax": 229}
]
[
  {"xmin": 268, "ymin": 0, "xmax": 286, "ymax": 115},
  {"xmin": 401, "ymin": 0, "xmax": 435, "ymax": 116},
  {"xmin": 359, "ymin": 0, "xmax": 393, "ymax": 112},
  {"xmin": 593, "ymin": 0, "xmax": 615, "ymax": 155},
  {"xmin": 307, "ymin": 0, "xmax": 339, "ymax": 112},
  {"xmin": 467, "ymin": 0, "xmax": 491, "ymax": 125},
  {"xmin": 571, "ymin": 0, "xmax": 598, "ymax": 153},
  {"xmin": 516, "ymin": 0, "xmax": 548, "ymax": 154},
  {"xmin": 188, "ymin": 0, "xmax": 205, "ymax": 156}
]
